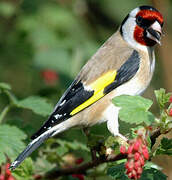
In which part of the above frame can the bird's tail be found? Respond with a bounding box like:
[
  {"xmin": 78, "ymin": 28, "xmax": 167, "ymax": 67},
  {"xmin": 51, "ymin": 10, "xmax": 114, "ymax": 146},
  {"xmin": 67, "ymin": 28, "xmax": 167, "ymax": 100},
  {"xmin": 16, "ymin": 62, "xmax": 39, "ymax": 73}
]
[{"xmin": 10, "ymin": 129, "xmax": 55, "ymax": 170}]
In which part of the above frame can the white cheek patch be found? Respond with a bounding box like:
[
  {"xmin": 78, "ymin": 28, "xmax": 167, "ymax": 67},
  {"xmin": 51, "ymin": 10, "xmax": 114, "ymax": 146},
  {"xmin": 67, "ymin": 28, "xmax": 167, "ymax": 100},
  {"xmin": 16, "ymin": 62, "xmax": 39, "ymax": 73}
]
[
  {"xmin": 122, "ymin": 17, "xmax": 148, "ymax": 52},
  {"xmin": 121, "ymin": 7, "xmax": 149, "ymax": 52}
]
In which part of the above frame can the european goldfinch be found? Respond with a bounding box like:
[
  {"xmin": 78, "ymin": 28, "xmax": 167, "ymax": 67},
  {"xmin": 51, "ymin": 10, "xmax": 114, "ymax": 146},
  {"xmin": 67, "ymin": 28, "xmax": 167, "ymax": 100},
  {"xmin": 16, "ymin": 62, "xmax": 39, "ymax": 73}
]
[{"xmin": 10, "ymin": 5, "xmax": 163, "ymax": 170}]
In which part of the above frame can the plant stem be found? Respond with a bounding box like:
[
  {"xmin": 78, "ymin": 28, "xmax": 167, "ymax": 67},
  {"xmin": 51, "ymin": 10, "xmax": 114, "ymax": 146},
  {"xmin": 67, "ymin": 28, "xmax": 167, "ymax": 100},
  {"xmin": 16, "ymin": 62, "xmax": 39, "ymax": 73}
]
[{"xmin": 0, "ymin": 105, "xmax": 11, "ymax": 124}]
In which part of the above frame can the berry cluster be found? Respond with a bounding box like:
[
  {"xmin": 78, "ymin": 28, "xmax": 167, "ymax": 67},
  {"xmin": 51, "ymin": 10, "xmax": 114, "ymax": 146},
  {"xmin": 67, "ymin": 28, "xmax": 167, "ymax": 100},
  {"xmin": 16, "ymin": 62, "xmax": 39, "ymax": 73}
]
[
  {"xmin": 120, "ymin": 135, "xmax": 149, "ymax": 179},
  {"xmin": 0, "ymin": 163, "xmax": 15, "ymax": 180}
]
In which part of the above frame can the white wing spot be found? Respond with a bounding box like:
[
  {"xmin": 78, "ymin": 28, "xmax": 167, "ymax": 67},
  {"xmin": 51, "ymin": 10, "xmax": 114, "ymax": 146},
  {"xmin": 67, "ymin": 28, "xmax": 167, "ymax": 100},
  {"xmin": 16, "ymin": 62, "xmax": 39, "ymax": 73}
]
[
  {"xmin": 54, "ymin": 114, "xmax": 63, "ymax": 119},
  {"xmin": 59, "ymin": 100, "xmax": 66, "ymax": 106},
  {"xmin": 11, "ymin": 160, "xmax": 19, "ymax": 168}
]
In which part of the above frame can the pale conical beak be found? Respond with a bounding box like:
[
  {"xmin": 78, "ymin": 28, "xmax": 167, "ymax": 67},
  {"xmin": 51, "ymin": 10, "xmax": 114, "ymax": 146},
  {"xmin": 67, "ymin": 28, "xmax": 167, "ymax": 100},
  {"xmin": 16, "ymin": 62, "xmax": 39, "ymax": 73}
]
[{"xmin": 146, "ymin": 21, "xmax": 162, "ymax": 45}]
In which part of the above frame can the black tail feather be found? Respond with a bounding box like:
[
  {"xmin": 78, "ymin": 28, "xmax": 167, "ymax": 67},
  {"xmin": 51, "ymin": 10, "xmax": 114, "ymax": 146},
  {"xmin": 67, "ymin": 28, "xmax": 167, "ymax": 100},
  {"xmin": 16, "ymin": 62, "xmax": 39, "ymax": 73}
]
[{"xmin": 10, "ymin": 130, "xmax": 54, "ymax": 170}]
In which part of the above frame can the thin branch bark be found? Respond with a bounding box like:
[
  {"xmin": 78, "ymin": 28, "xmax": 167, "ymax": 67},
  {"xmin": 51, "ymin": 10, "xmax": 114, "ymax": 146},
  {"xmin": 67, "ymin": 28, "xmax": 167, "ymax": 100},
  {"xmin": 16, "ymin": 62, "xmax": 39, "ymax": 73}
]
[
  {"xmin": 45, "ymin": 154, "xmax": 127, "ymax": 179},
  {"xmin": 150, "ymin": 128, "xmax": 161, "ymax": 148}
]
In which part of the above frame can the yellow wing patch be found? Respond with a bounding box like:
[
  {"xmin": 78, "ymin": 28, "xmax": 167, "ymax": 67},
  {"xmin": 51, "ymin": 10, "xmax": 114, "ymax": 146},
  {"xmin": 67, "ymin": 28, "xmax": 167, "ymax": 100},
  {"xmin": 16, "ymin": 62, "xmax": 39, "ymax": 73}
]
[{"xmin": 70, "ymin": 70, "xmax": 117, "ymax": 115}]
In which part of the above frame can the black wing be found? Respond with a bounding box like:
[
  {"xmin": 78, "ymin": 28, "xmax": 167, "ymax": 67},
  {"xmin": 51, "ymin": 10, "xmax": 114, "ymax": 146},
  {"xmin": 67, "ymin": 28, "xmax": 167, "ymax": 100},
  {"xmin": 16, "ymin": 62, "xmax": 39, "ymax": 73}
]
[
  {"xmin": 31, "ymin": 80, "xmax": 94, "ymax": 139},
  {"xmin": 104, "ymin": 50, "xmax": 140, "ymax": 94}
]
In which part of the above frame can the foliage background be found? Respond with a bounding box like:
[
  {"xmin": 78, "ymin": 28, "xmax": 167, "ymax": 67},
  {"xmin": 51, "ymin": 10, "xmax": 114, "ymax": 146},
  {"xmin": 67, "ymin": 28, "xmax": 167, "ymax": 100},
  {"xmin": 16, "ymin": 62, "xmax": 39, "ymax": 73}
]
[{"xmin": 0, "ymin": 0, "xmax": 172, "ymax": 179}]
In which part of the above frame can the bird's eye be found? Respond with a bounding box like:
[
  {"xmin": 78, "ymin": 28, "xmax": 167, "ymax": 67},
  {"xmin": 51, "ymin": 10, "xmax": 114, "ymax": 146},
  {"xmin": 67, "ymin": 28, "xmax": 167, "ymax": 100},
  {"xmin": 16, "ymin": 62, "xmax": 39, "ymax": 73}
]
[{"xmin": 136, "ymin": 16, "xmax": 143, "ymax": 24}]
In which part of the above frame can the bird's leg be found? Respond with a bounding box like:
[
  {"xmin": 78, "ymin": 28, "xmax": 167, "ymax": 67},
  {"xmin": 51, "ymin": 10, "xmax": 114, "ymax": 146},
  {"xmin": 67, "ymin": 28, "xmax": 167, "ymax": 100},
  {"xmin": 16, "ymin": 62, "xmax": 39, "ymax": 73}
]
[
  {"xmin": 82, "ymin": 127, "xmax": 98, "ymax": 162},
  {"xmin": 82, "ymin": 127, "xmax": 90, "ymax": 137},
  {"xmin": 105, "ymin": 105, "xmax": 128, "ymax": 142}
]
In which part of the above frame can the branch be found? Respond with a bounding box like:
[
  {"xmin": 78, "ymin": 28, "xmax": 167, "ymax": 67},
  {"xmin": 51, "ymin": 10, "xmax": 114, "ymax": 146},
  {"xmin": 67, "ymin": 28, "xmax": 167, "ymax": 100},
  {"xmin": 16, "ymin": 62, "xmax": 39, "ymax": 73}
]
[
  {"xmin": 44, "ymin": 127, "xmax": 169, "ymax": 179},
  {"xmin": 150, "ymin": 128, "xmax": 161, "ymax": 148},
  {"xmin": 45, "ymin": 154, "xmax": 127, "ymax": 179}
]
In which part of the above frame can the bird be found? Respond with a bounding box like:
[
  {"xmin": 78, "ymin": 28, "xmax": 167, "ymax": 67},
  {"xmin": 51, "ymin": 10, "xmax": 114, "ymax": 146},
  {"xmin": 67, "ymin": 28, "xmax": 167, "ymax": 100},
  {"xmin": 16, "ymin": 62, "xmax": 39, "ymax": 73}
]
[{"xmin": 10, "ymin": 5, "xmax": 164, "ymax": 170}]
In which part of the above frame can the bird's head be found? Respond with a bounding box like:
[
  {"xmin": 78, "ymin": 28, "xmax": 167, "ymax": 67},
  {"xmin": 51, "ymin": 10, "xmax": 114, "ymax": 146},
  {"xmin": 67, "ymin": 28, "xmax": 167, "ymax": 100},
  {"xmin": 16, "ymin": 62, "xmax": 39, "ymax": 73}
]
[{"xmin": 120, "ymin": 6, "xmax": 164, "ymax": 50}]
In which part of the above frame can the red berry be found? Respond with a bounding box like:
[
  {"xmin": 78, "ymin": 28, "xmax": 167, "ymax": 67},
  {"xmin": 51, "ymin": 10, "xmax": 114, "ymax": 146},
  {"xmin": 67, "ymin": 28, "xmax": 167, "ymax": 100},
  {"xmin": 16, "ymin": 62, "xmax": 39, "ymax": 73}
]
[
  {"xmin": 41, "ymin": 69, "xmax": 58, "ymax": 85},
  {"xmin": 137, "ymin": 167, "xmax": 143, "ymax": 175},
  {"xmin": 126, "ymin": 167, "xmax": 133, "ymax": 174},
  {"xmin": 75, "ymin": 158, "xmax": 84, "ymax": 165},
  {"xmin": 133, "ymin": 139, "xmax": 142, "ymax": 152},
  {"xmin": 134, "ymin": 161, "xmax": 141, "ymax": 170},
  {"xmin": 5, "ymin": 163, "xmax": 11, "ymax": 177},
  {"xmin": 169, "ymin": 96, "xmax": 172, "ymax": 103},
  {"xmin": 0, "ymin": 175, "xmax": 5, "ymax": 180},
  {"xmin": 120, "ymin": 145, "xmax": 126, "ymax": 154},
  {"xmin": 169, "ymin": 108, "xmax": 172, "ymax": 116},
  {"xmin": 142, "ymin": 147, "xmax": 149, "ymax": 160},
  {"xmin": 137, "ymin": 175, "xmax": 141, "ymax": 179},
  {"xmin": 134, "ymin": 152, "xmax": 140, "ymax": 161},
  {"xmin": 128, "ymin": 172, "xmax": 134, "ymax": 179},
  {"xmin": 139, "ymin": 156, "xmax": 145, "ymax": 166},
  {"xmin": 125, "ymin": 162, "xmax": 129, "ymax": 169},
  {"xmin": 7, "ymin": 176, "xmax": 15, "ymax": 180},
  {"xmin": 72, "ymin": 174, "xmax": 84, "ymax": 180},
  {"xmin": 127, "ymin": 145, "xmax": 134, "ymax": 154}
]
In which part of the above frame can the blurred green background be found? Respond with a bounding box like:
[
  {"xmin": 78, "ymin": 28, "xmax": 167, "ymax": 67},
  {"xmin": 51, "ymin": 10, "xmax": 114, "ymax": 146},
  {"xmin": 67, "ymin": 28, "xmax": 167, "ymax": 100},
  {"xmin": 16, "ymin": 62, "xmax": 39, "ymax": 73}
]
[{"xmin": 0, "ymin": 0, "xmax": 172, "ymax": 178}]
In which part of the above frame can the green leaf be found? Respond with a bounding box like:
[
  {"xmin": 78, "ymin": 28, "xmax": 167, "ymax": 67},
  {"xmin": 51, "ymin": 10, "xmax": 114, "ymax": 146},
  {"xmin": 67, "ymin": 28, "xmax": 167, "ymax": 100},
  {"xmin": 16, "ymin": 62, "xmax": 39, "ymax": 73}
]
[
  {"xmin": 56, "ymin": 139, "xmax": 89, "ymax": 152},
  {"xmin": 0, "ymin": 82, "xmax": 11, "ymax": 91},
  {"xmin": 113, "ymin": 95, "xmax": 153, "ymax": 110},
  {"xmin": 12, "ymin": 158, "xmax": 34, "ymax": 180},
  {"xmin": 17, "ymin": 96, "xmax": 54, "ymax": 117},
  {"xmin": 35, "ymin": 157, "xmax": 56, "ymax": 174},
  {"xmin": 140, "ymin": 168, "xmax": 167, "ymax": 180},
  {"xmin": 56, "ymin": 146, "xmax": 68, "ymax": 156},
  {"xmin": 0, "ymin": 2, "xmax": 16, "ymax": 17},
  {"xmin": 113, "ymin": 95, "xmax": 154, "ymax": 125},
  {"xmin": 107, "ymin": 163, "xmax": 129, "ymax": 180},
  {"xmin": 156, "ymin": 137, "xmax": 172, "ymax": 156},
  {"xmin": 0, "ymin": 124, "xmax": 27, "ymax": 165},
  {"xmin": 155, "ymin": 89, "xmax": 171, "ymax": 109}
]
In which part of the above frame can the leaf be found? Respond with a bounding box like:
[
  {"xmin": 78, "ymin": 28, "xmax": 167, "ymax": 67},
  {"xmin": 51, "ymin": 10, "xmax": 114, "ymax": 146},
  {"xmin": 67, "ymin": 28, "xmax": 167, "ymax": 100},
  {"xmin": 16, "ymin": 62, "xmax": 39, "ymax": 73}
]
[
  {"xmin": 0, "ymin": 2, "xmax": 16, "ymax": 17},
  {"xmin": 0, "ymin": 124, "xmax": 27, "ymax": 165},
  {"xmin": 155, "ymin": 89, "xmax": 171, "ymax": 109},
  {"xmin": 12, "ymin": 158, "xmax": 34, "ymax": 180},
  {"xmin": 56, "ymin": 146, "xmax": 68, "ymax": 156},
  {"xmin": 107, "ymin": 163, "xmax": 129, "ymax": 180},
  {"xmin": 56, "ymin": 139, "xmax": 89, "ymax": 152},
  {"xmin": 0, "ymin": 82, "xmax": 11, "ymax": 91},
  {"xmin": 113, "ymin": 95, "xmax": 154, "ymax": 125},
  {"xmin": 34, "ymin": 157, "xmax": 55, "ymax": 174},
  {"xmin": 144, "ymin": 162, "xmax": 162, "ymax": 171},
  {"xmin": 17, "ymin": 96, "xmax": 54, "ymax": 117},
  {"xmin": 113, "ymin": 95, "xmax": 153, "ymax": 110},
  {"xmin": 156, "ymin": 137, "xmax": 172, "ymax": 156},
  {"xmin": 140, "ymin": 168, "xmax": 167, "ymax": 180}
]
